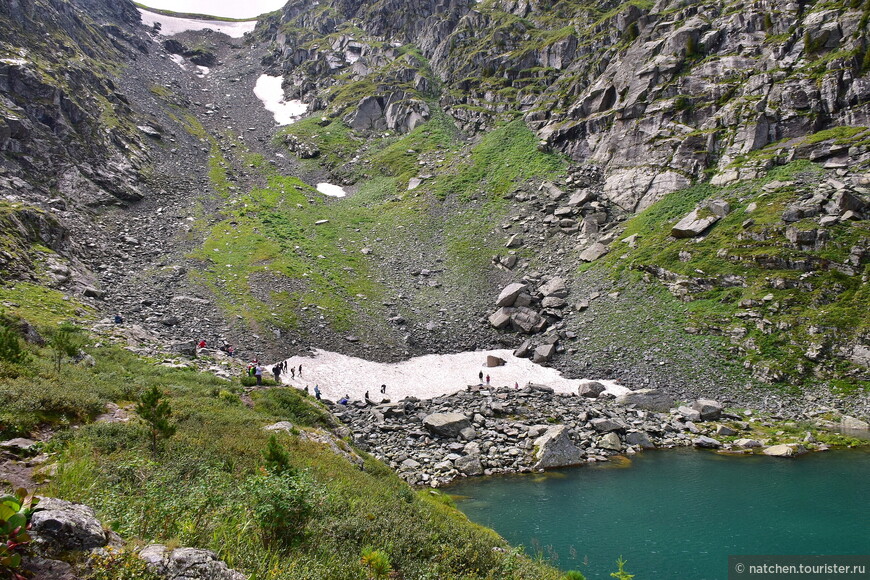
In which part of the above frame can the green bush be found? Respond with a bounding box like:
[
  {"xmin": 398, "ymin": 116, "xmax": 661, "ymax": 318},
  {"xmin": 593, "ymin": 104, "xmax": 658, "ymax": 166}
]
[
  {"xmin": 262, "ymin": 433, "xmax": 294, "ymax": 474},
  {"xmin": 564, "ymin": 571, "xmax": 587, "ymax": 580},
  {"xmin": 360, "ymin": 546, "xmax": 392, "ymax": 579},
  {"xmin": 243, "ymin": 470, "xmax": 318, "ymax": 547},
  {"xmin": 47, "ymin": 322, "xmax": 84, "ymax": 374},
  {"xmin": 0, "ymin": 324, "xmax": 27, "ymax": 366}
]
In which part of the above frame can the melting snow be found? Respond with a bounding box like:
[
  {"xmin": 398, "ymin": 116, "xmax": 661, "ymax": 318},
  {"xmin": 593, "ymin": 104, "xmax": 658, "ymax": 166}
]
[
  {"xmin": 0, "ymin": 58, "xmax": 28, "ymax": 66},
  {"xmin": 272, "ymin": 348, "xmax": 629, "ymax": 403},
  {"xmin": 316, "ymin": 183, "xmax": 347, "ymax": 197},
  {"xmin": 168, "ymin": 54, "xmax": 186, "ymax": 69},
  {"xmin": 138, "ymin": 8, "xmax": 257, "ymax": 38},
  {"xmin": 253, "ymin": 74, "xmax": 307, "ymax": 125},
  {"xmin": 196, "ymin": 65, "xmax": 210, "ymax": 76}
]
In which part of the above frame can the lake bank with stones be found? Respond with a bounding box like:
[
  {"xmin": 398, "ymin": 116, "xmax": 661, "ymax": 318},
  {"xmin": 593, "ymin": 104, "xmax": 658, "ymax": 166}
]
[{"xmin": 327, "ymin": 381, "xmax": 870, "ymax": 488}]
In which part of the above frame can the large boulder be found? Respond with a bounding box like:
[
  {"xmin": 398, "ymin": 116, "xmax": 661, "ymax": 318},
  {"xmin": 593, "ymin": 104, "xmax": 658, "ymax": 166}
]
[
  {"xmin": 693, "ymin": 436, "xmax": 722, "ymax": 448},
  {"xmin": 423, "ymin": 413, "xmax": 471, "ymax": 438},
  {"xmin": 538, "ymin": 277, "xmax": 568, "ymax": 298},
  {"xmin": 841, "ymin": 415, "xmax": 869, "ymax": 430},
  {"xmin": 671, "ymin": 209, "xmax": 721, "ymax": 238},
  {"xmin": 455, "ymin": 455, "xmax": 483, "ymax": 476},
  {"xmin": 532, "ymin": 343, "xmax": 556, "ymax": 363},
  {"xmin": 139, "ymin": 545, "xmax": 246, "ymax": 580},
  {"xmin": 762, "ymin": 444, "xmax": 808, "ymax": 458},
  {"xmin": 488, "ymin": 307, "xmax": 513, "ymax": 329},
  {"xmin": 616, "ymin": 389, "xmax": 674, "ymax": 412},
  {"xmin": 691, "ymin": 398, "xmax": 723, "ymax": 421},
  {"xmin": 578, "ymin": 381, "xmax": 606, "ymax": 398},
  {"xmin": 625, "ymin": 431, "xmax": 655, "ymax": 449},
  {"xmin": 599, "ymin": 432, "xmax": 622, "ymax": 451},
  {"xmin": 496, "ymin": 283, "xmax": 527, "ymax": 306},
  {"xmin": 31, "ymin": 498, "xmax": 110, "ymax": 553},
  {"xmin": 590, "ymin": 417, "xmax": 627, "ymax": 432},
  {"xmin": 533, "ymin": 425, "xmax": 583, "ymax": 469},
  {"xmin": 579, "ymin": 242, "xmax": 609, "ymax": 262},
  {"xmin": 510, "ymin": 307, "xmax": 547, "ymax": 333}
]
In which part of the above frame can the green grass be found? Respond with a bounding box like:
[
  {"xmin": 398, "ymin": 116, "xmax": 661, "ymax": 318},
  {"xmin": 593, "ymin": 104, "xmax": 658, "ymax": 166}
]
[
  {"xmin": 596, "ymin": 160, "xmax": 869, "ymax": 389},
  {"xmin": 0, "ymin": 320, "xmax": 564, "ymax": 579}
]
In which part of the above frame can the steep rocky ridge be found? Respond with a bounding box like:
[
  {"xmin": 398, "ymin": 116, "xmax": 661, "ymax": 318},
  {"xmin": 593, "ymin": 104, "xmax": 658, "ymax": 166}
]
[{"xmin": 257, "ymin": 0, "xmax": 870, "ymax": 210}]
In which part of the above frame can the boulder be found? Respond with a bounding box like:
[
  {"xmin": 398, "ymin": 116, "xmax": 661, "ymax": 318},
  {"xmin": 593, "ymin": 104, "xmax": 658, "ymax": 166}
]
[
  {"xmin": 677, "ymin": 405, "xmax": 702, "ymax": 422},
  {"xmin": 599, "ymin": 432, "xmax": 622, "ymax": 451},
  {"xmin": 693, "ymin": 436, "xmax": 722, "ymax": 449},
  {"xmin": 532, "ymin": 343, "xmax": 556, "ymax": 363},
  {"xmin": 578, "ymin": 381, "xmax": 606, "ymax": 398},
  {"xmin": 488, "ymin": 308, "xmax": 512, "ymax": 329},
  {"xmin": 762, "ymin": 444, "xmax": 808, "ymax": 458},
  {"xmin": 625, "ymin": 431, "xmax": 655, "ymax": 449},
  {"xmin": 513, "ymin": 339, "xmax": 532, "ymax": 358},
  {"xmin": 139, "ymin": 545, "xmax": 246, "ymax": 580},
  {"xmin": 169, "ymin": 340, "xmax": 197, "ymax": 357},
  {"xmin": 264, "ymin": 421, "xmax": 294, "ymax": 432},
  {"xmin": 671, "ymin": 209, "xmax": 721, "ymax": 238},
  {"xmin": 496, "ymin": 283, "xmax": 527, "ymax": 306},
  {"xmin": 841, "ymin": 415, "xmax": 869, "ymax": 430},
  {"xmin": 455, "ymin": 455, "xmax": 483, "ymax": 476},
  {"xmin": 733, "ymin": 438, "xmax": 762, "ymax": 448},
  {"xmin": 31, "ymin": 498, "xmax": 110, "ymax": 553},
  {"xmin": 579, "ymin": 242, "xmax": 608, "ymax": 262},
  {"xmin": 538, "ymin": 277, "xmax": 568, "ymax": 298},
  {"xmin": 715, "ymin": 424, "xmax": 737, "ymax": 436},
  {"xmin": 616, "ymin": 389, "xmax": 674, "ymax": 412},
  {"xmin": 691, "ymin": 398, "xmax": 723, "ymax": 421},
  {"xmin": 511, "ymin": 307, "xmax": 547, "ymax": 334},
  {"xmin": 0, "ymin": 437, "xmax": 38, "ymax": 454},
  {"xmin": 590, "ymin": 417, "xmax": 626, "ymax": 432},
  {"xmin": 486, "ymin": 355, "xmax": 506, "ymax": 367},
  {"xmin": 423, "ymin": 413, "xmax": 471, "ymax": 438},
  {"xmin": 533, "ymin": 425, "xmax": 583, "ymax": 469}
]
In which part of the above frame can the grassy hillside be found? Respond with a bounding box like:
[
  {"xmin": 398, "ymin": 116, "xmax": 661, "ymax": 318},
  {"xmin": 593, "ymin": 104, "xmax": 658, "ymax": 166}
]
[
  {"xmin": 593, "ymin": 160, "xmax": 869, "ymax": 391},
  {"xmin": 0, "ymin": 311, "xmax": 567, "ymax": 579}
]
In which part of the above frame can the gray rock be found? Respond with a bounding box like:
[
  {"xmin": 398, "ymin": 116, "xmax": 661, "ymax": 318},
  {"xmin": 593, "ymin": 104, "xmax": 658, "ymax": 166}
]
[
  {"xmin": 513, "ymin": 339, "xmax": 532, "ymax": 358},
  {"xmin": 264, "ymin": 421, "xmax": 294, "ymax": 432},
  {"xmin": 533, "ymin": 425, "xmax": 583, "ymax": 469},
  {"xmin": 590, "ymin": 417, "xmax": 626, "ymax": 432},
  {"xmin": 0, "ymin": 438, "xmax": 38, "ymax": 454},
  {"xmin": 677, "ymin": 405, "xmax": 702, "ymax": 422},
  {"xmin": 579, "ymin": 242, "xmax": 608, "ymax": 262},
  {"xmin": 139, "ymin": 544, "xmax": 246, "ymax": 580},
  {"xmin": 486, "ymin": 355, "xmax": 506, "ymax": 367},
  {"xmin": 625, "ymin": 431, "xmax": 655, "ymax": 449},
  {"xmin": 693, "ymin": 436, "xmax": 722, "ymax": 449},
  {"xmin": 578, "ymin": 381, "xmax": 606, "ymax": 398},
  {"xmin": 459, "ymin": 426, "xmax": 478, "ymax": 440},
  {"xmin": 496, "ymin": 283, "xmax": 527, "ymax": 307},
  {"xmin": 616, "ymin": 389, "xmax": 674, "ymax": 412},
  {"xmin": 841, "ymin": 415, "xmax": 869, "ymax": 430},
  {"xmin": 532, "ymin": 343, "xmax": 556, "ymax": 363},
  {"xmin": 511, "ymin": 307, "xmax": 546, "ymax": 334},
  {"xmin": 715, "ymin": 424, "xmax": 737, "ymax": 436},
  {"xmin": 169, "ymin": 340, "xmax": 197, "ymax": 357},
  {"xmin": 488, "ymin": 307, "xmax": 513, "ymax": 329},
  {"xmin": 733, "ymin": 438, "xmax": 762, "ymax": 448},
  {"xmin": 455, "ymin": 455, "xmax": 483, "ymax": 476},
  {"xmin": 423, "ymin": 413, "xmax": 471, "ymax": 438},
  {"xmin": 671, "ymin": 209, "xmax": 721, "ymax": 238},
  {"xmin": 692, "ymin": 398, "xmax": 723, "ymax": 421},
  {"xmin": 538, "ymin": 277, "xmax": 568, "ymax": 298},
  {"xmin": 762, "ymin": 444, "xmax": 808, "ymax": 457},
  {"xmin": 599, "ymin": 432, "xmax": 622, "ymax": 451},
  {"xmin": 31, "ymin": 498, "xmax": 109, "ymax": 553}
]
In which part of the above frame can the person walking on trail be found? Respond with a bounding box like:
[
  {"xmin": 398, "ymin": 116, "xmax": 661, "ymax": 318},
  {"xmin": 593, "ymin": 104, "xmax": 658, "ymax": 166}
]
[
  {"xmin": 314, "ymin": 385, "xmax": 321, "ymax": 400},
  {"xmin": 298, "ymin": 364, "xmax": 303, "ymax": 376},
  {"xmin": 486, "ymin": 374, "xmax": 490, "ymax": 385},
  {"xmin": 380, "ymin": 384, "xmax": 386, "ymax": 394},
  {"xmin": 290, "ymin": 366, "xmax": 295, "ymax": 379},
  {"xmin": 272, "ymin": 364, "xmax": 281, "ymax": 384},
  {"xmin": 478, "ymin": 371, "xmax": 483, "ymax": 384},
  {"xmin": 255, "ymin": 364, "xmax": 263, "ymax": 386}
]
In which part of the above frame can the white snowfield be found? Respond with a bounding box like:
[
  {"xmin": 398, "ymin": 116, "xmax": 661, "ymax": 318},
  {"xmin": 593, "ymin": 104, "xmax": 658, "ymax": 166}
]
[
  {"xmin": 273, "ymin": 349, "xmax": 629, "ymax": 402},
  {"xmin": 138, "ymin": 8, "xmax": 257, "ymax": 38},
  {"xmin": 316, "ymin": 183, "xmax": 347, "ymax": 197},
  {"xmin": 253, "ymin": 74, "xmax": 307, "ymax": 125}
]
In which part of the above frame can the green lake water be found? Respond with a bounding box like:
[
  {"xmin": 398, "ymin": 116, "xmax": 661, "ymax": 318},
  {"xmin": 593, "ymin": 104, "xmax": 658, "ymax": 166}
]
[{"xmin": 448, "ymin": 448, "xmax": 870, "ymax": 579}]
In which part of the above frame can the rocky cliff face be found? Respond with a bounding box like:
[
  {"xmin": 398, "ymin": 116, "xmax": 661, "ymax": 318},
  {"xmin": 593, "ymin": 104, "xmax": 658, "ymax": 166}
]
[{"xmin": 258, "ymin": 0, "xmax": 870, "ymax": 210}]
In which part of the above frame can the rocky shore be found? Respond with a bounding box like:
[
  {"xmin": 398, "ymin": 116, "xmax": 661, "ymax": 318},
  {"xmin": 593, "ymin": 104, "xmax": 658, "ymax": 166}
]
[{"xmin": 334, "ymin": 383, "xmax": 870, "ymax": 487}]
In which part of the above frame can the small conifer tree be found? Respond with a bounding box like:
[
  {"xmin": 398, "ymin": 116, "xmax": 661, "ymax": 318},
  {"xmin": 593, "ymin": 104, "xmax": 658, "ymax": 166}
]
[{"xmin": 136, "ymin": 386, "xmax": 175, "ymax": 452}]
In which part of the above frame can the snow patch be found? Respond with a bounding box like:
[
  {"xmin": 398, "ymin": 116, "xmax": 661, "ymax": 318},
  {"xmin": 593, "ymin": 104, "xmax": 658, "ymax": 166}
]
[
  {"xmin": 168, "ymin": 54, "xmax": 186, "ymax": 69},
  {"xmin": 316, "ymin": 183, "xmax": 347, "ymax": 197},
  {"xmin": 273, "ymin": 348, "xmax": 628, "ymax": 402},
  {"xmin": 0, "ymin": 58, "xmax": 28, "ymax": 66},
  {"xmin": 253, "ymin": 74, "xmax": 307, "ymax": 125},
  {"xmin": 138, "ymin": 8, "xmax": 257, "ymax": 38},
  {"xmin": 195, "ymin": 65, "xmax": 210, "ymax": 76}
]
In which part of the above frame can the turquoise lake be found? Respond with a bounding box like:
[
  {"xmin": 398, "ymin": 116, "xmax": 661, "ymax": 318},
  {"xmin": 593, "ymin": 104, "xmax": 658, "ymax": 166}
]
[{"xmin": 448, "ymin": 448, "xmax": 870, "ymax": 579}]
